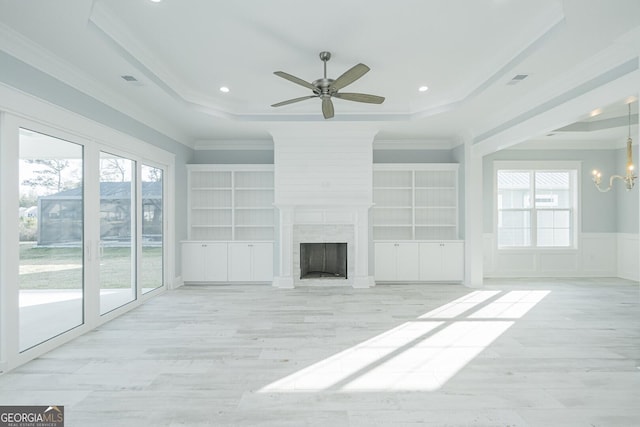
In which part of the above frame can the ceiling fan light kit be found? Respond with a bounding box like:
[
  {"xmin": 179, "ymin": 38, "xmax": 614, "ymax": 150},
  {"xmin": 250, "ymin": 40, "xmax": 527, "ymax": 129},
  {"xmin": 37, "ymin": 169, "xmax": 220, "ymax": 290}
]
[{"xmin": 271, "ymin": 51, "xmax": 385, "ymax": 119}]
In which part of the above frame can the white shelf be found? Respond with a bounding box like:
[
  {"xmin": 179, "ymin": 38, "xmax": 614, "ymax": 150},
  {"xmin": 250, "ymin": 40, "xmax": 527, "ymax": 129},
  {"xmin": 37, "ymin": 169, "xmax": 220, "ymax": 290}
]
[
  {"xmin": 187, "ymin": 165, "xmax": 276, "ymax": 241},
  {"xmin": 373, "ymin": 164, "xmax": 459, "ymax": 241}
]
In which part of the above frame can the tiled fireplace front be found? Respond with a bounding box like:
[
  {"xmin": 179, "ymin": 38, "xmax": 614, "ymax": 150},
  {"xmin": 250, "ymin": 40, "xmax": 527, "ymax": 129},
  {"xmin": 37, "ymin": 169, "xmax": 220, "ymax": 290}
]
[{"xmin": 272, "ymin": 205, "xmax": 374, "ymax": 288}]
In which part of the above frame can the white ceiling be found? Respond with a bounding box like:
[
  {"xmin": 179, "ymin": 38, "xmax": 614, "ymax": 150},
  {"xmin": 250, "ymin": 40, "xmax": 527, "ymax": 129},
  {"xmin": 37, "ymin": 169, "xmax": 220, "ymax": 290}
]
[{"xmin": 1, "ymin": 0, "xmax": 639, "ymax": 148}]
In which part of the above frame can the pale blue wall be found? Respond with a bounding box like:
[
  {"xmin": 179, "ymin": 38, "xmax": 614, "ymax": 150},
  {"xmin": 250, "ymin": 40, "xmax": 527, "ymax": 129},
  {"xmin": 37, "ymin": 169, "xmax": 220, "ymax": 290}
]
[
  {"xmin": 190, "ymin": 150, "xmax": 273, "ymax": 164},
  {"xmin": 616, "ymin": 144, "xmax": 639, "ymax": 233},
  {"xmin": 373, "ymin": 149, "xmax": 453, "ymax": 163},
  {"xmin": 483, "ymin": 149, "xmax": 623, "ymax": 234},
  {"xmin": 0, "ymin": 50, "xmax": 194, "ymax": 276}
]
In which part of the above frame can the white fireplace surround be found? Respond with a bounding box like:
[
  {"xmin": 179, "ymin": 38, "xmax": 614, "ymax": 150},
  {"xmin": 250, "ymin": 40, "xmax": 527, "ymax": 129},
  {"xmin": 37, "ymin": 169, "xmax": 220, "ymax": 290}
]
[
  {"xmin": 273, "ymin": 205, "xmax": 374, "ymax": 288},
  {"xmin": 270, "ymin": 125, "xmax": 378, "ymax": 289}
]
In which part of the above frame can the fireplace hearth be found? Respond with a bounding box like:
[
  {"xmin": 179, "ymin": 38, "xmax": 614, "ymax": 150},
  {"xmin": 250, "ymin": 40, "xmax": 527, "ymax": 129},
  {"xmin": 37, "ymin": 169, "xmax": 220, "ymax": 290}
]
[{"xmin": 300, "ymin": 243, "xmax": 347, "ymax": 279}]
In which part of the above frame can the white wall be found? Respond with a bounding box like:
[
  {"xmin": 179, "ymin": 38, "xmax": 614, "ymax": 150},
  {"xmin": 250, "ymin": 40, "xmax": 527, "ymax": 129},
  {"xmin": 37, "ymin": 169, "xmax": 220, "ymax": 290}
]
[{"xmin": 272, "ymin": 127, "xmax": 376, "ymax": 207}]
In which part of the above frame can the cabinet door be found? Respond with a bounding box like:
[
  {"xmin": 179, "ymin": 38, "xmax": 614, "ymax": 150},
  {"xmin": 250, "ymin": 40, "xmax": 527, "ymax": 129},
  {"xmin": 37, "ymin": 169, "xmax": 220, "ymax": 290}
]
[
  {"xmin": 441, "ymin": 242, "xmax": 464, "ymax": 281},
  {"xmin": 418, "ymin": 242, "xmax": 442, "ymax": 281},
  {"xmin": 374, "ymin": 243, "xmax": 397, "ymax": 281},
  {"xmin": 182, "ymin": 242, "xmax": 205, "ymax": 282},
  {"xmin": 396, "ymin": 242, "xmax": 420, "ymax": 281},
  {"xmin": 251, "ymin": 243, "xmax": 273, "ymax": 282},
  {"xmin": 203, "ymin": 243, "xmax": 228, "ymax": 281},
  {"xmin": 228, "ymin": 243, "xmax": 252, "ymax": 282}
]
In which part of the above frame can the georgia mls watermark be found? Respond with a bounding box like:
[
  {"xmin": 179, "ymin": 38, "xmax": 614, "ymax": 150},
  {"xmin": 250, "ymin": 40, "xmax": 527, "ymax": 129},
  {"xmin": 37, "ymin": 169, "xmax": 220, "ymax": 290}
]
[{"xmin": 0, "ymin": 406, "xmax": 64, "ymax": 427}]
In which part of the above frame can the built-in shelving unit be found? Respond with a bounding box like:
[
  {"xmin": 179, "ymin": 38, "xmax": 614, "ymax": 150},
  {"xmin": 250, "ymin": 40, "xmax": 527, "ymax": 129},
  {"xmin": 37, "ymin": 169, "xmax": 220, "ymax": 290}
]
[
  {"xmin": 372, "ymin": 164, "xmax": 463, "ymax": 282},
  {"xmin": 187, "ymin": 165, "xmax": 275, "ymax": 241},
  {"xmin": 373, "ymin": 164, "xmax": 459, "ymax": 241}
]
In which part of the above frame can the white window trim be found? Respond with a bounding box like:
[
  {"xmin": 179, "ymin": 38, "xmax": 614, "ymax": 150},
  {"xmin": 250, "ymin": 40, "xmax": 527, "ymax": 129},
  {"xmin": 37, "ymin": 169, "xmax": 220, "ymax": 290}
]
[{"xmin": 493, "ymin": 160, "xmax": 582, "ymax": 251}]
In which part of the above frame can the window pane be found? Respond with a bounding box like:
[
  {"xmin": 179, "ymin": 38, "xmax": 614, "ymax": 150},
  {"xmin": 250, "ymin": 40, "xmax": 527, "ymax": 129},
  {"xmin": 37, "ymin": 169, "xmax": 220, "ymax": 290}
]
[
  {"xmin": 497, "ymin": 171, "xmax": 531, "ymax": 208},
  {"xmin": 19, "ymin": 129, "xmax": 84, "ymax": 351},
  {"xmin": 141, "ymin": 165, "xmax": 163, "ymax": 294},
  {"xmin": 498, "ymin": 228, "xmax": 531, "ymax": 247},
  {"xmin": 100, "ymin": 153, "xmax": 136, "ymax": 314},
  {"xmin": 553, "ymin": 229, "xmax": 571, "ymax": 247},
  {"xmin": 537, "ymin": 229, "xmax": 554, "ymax": 247},
  {"xmin": 535, "ymin": 172, "xmax": 571, "ymax": 208},
  {"xmin": 537, "ymin": 210, "xmax": 553, "ymax": 228},
  {"xmin": 554, "ymin": 210, "xmax": 570, "ymax": 228},
  {"xmin": 536, "ymin": 209, "xmax": 571, "ymax": 247},
  {"xmin": 500, "ymin": 210, "xmax": 531, "ymax": 228}
]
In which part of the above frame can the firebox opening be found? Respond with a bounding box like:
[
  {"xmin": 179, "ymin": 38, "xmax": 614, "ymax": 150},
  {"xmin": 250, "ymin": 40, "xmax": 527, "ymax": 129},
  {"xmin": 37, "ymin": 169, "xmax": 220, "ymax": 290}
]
[{"xmin": 300, "ymin": 243, "xmax": 347, "ymax": 279}]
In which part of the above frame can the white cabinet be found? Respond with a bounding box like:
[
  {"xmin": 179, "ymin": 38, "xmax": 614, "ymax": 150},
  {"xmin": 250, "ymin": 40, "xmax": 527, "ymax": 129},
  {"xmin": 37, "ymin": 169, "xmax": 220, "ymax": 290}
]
[
  {"xmin": 182, "ymin": 241, "xmax": 273, "ymax": 283},
  {"xmin": 419, "ymin": 242, "xmax": 464, "ymax": 281},
  {"xmin": 375, "ymin": 241, "xmax": 464, "ymax": 282},
  {"xmin": 228, "ymin": 242, "xmax": 273, "ymax": 282},
  {"xmin": 374, "ymin": 242, "xmax": 419, "ymax": 281},
  {"xmin": 251, "ymin": 243, "xmax": 275, "ymax": 282},
  {"xmin": 182, "ymin": 242, "xmax": 228, "ymax": 282}
]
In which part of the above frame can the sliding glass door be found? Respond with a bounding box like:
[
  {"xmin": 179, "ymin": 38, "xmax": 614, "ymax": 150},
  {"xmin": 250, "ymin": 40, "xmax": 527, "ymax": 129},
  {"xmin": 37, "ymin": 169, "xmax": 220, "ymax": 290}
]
[
  {"xmin": 141, "ymin": 164, "xmax": 163, "ymax": 294},
  {"xmin": 99, "ymin": 152, "xmax": 136, "ymax": 314},
  {"xmin": 18, "ymin": 129, "xmax": 84, "ymax": 351}
]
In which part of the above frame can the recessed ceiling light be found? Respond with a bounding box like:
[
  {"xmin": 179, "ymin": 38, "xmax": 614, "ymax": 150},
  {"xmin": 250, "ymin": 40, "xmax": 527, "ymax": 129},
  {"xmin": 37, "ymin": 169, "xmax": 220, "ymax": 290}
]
[
  {"xmin": 589, "ymin": 108, "xmax": 603, "ymax": 118},
  {"xmin": 418, "ymin": 86, "xmax": 429, "ymax": 92},
  {"xmin": 219, "ymin": 86, "xmax": 230, "ymax": 93},
  {"xmin": 150, "ymin": 0, "xmax": 162, "ymax": 3}
]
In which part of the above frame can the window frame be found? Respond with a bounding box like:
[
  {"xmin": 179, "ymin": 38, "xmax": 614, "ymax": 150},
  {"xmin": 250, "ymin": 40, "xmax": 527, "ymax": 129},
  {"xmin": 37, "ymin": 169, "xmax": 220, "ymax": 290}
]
[{"xmin": 494, "ymin": 161, "xmax": 581, "ymax": 251}]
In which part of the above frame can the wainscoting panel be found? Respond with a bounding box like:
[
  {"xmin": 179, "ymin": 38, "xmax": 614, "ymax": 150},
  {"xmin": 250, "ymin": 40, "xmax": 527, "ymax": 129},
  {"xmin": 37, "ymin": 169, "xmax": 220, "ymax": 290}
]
[
  {"xmin": 484, "ymin": 233, "xmax": 627, "ymax": 278},
  {"xmin": 581, "ymin": 234, "xmax": 617, "ymax": 275},
  {"xmin": 494, "ymin": 252, "xmax": 537, "ymax": 274},
  {"xmin": 617, "ymin": 233, "xmax": 639, "ymax": 281},
  {"xmin": 539, "ymin": 252, "xmax": 579, "ymax": 273}
]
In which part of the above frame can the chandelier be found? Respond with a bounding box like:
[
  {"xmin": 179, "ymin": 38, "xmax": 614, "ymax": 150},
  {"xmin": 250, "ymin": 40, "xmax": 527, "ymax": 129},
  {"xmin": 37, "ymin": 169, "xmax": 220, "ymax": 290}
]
[{"xmin": 592, "ymin": 102, "xmax": 637, "ymax": 192}]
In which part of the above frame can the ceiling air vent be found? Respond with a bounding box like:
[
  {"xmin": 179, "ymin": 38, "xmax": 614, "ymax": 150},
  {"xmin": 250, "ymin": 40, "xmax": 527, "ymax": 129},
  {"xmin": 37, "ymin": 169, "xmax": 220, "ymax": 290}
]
[
  {"xmin": 507, "ymin": 74, "xmax": 529, "ymax": 85},
  {"xmin": 121, "ymin": 75, "xmax": 143, "ymax": 87}
]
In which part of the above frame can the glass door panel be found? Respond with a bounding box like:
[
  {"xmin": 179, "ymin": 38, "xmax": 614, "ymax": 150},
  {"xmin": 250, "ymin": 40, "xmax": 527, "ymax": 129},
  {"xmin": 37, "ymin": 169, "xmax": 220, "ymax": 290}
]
[
  {"xmin": 18, "ymin": 128, "xmax": 84, "ymax": 351},
  {"xmin": 99, "ymin": 152, "xmax": 136, "ymax": 314},
  {"xmin": 141, "ymin": 165, "xmax": 163, "ymax": 293}
]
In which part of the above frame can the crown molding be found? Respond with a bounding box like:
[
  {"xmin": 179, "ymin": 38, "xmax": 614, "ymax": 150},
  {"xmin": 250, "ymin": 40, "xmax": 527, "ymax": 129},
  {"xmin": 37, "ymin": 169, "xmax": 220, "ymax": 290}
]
[
  {"xmin": 0, "ymin": 22, "xmax": 190, "ymax": 145},
  {"xmin": 509, "ymin": 139, "xmax": 638, "ymax": 150}
]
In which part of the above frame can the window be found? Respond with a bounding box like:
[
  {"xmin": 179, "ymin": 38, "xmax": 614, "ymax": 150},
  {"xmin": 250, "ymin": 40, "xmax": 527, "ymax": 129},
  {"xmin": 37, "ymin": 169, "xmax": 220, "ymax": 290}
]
[{"xmin": 496, "ymin": 165, "xmax": 578, "ymax": 249}]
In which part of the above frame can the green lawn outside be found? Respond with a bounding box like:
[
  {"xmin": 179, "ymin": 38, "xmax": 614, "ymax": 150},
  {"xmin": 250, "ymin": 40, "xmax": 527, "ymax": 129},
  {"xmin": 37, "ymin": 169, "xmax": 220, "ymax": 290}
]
[{"xmin": 19, "ymin": 243, "xmax": 163, "ymax": 290}]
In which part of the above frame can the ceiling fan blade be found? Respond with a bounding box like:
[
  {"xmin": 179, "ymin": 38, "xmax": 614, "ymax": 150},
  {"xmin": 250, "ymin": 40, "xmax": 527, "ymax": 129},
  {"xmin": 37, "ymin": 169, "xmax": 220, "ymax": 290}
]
[
  {"xmin": 273, "ymin": 71, "xmax": 317, "ymax": 91},
  {"xmin": 271, "ymin": 95, "xmax": 317, "ymax": 107},
  {"xmin": 322, "ymin": 97, "xmax": 334, "ymax": 119},
  {"xmin": 330, "ymin": 63, "xmax": 370, "ymax": 91},
  {"xmin": 333, "ymin": 92, "xmax": 385, "ymax": 104}
]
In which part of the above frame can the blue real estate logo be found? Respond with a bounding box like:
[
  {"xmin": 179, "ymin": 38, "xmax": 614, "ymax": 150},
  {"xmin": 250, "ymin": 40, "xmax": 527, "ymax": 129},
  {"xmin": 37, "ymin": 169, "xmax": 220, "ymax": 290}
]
[{"xmin": 0, "ymin": 406, "xmax": 64, "ymax": 427}]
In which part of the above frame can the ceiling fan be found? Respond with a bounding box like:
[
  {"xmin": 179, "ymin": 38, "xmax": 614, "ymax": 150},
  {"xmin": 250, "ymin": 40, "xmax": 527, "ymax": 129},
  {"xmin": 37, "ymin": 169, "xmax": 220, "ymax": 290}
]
[{"xmin": 271, "ymin": 51, "xmax": 385, "ymax": 119}]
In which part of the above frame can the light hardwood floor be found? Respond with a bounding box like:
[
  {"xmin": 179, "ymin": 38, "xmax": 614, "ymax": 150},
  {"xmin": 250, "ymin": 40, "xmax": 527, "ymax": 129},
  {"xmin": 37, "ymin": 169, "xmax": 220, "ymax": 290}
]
[{"xmin": 1, "ymin": 278, "xmax": 639, "ymax": 426}]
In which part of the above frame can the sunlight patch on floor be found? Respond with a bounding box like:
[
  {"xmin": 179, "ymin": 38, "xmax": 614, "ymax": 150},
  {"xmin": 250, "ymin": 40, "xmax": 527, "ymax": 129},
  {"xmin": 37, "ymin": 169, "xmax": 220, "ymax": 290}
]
[{"xmin": 259, "ymin": 290, "xmax": 550, "ymax": 393}]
